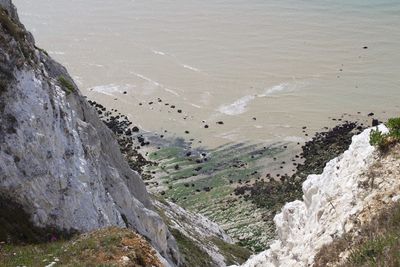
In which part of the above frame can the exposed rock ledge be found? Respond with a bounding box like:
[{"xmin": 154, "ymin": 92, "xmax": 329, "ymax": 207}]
[
  {"xmin": 0, "ymin": 0, "xmax": 180, "ymax": 265},
  {"xmin": 236, "ymin": 125, "xmax": 393, "ymax": 267}
]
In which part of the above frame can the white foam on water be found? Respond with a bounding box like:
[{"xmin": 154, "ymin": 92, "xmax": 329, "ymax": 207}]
[
  {"xmin": 190, "ymin": 103, "xmax": 202, "ymax": 108},
  {"xmin": 182, "ymin": 64, "xmax": 201, "ymax": 72},
  {"xmin": 130, "ymin": 71, "xmax": 184, "ymax": 97},
  {"xmin": 87, "ymin": 63, "xmax": 104, "ymax": 68},
  {"xmin": 259, "ymin": 82, "xmax": 297, "ymax": 97},
  {"xmin": 218, "ymin": 82, "xmax": 304, "ymax": 116},
  {"xmin": 284, "ymin": 136, "xmax": 306, "ymax": 143},
  {"xmin": 218, "ymin": 95, "xmax": 256, "ymax": 116},
  {"xmin": 130, "ymin": 71, "xmax": 162, "ymax": 87},
  {"xmin": 260, "ymin": 83, "xmax": 289, "ymax": 96},
  {"xmin": 164, "ymin": 88, "xmax": 180, "ymax": 96},
  {"xmin": 152, "ymin": 49, "xmax": 167, "ymax": 56},
  {"xmin": 89, "ymin": 84, "xmax": 129, "ymax": 96}
]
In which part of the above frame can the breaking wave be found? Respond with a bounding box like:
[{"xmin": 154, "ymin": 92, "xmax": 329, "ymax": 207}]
[{"xmin": 218, "ymin": 82, "xmax": 299, "ymax": 116}]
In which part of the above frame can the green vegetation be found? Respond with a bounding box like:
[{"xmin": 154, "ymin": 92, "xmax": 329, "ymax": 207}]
[
  {"xmin": 58, "ymin": 76, "xmax": 75, "ymax": 95},
  {"xmin": 145, "ymin": 141, "xmax": 288, "ymax": 252},
  {"xmin": 170, "ymin": 229, "xmax": 214, "ymax": 267},
  {"xmin": 211, "ymin": 237, "xmax": 252, "ymax": 265},
  {"xmin": 35, "ymin": 45, "xmax": 49, "ymax": 56},
  {"xmin": 0, "ymin": 227, "xmax": 163, "ymax": 267},
  {"xmin": 0, "ymin": 240, "xmax": 66, "ymax": 267},
  {"xmin": 314, "ymin": 201, "xmax": 400, "ymax": 267},
  {"xmin": 347, "ymin": 234, "xmax": 399, "ymax": 266},
  {"xmin": 0, "ymin": 7, "xmax": 33, "ymax": 61},
  {"xmin": 0, "ymin": 7, "xmax": 24, "ymax": 43},
  {"xmin": 238, "ymin": 176, "xmax": 303, "ymax": 215},
  {"xmin": 346, "ymin": 203, "xmax": 400, "ymax": 266},
  {"xmin": 370, "ymin": 117, "xmax": 400, "ymax": 152}
]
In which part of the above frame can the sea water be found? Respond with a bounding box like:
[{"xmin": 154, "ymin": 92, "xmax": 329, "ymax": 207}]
[{"xmin": 13, "ymin": 0, "xmax": 400, "ymax": 148}]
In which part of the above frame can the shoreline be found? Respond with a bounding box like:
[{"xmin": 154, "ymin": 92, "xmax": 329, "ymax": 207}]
[{"xmin": 88, "ymin": 98, "xmax": 382, "ymax": 252}]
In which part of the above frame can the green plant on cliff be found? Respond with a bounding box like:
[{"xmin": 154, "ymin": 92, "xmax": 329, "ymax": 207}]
[
  {"xmin": 35, "ymin": 45, "xmax": 49, "ymax": 56},
  {"xmin": 0, "ymin": 227, "xmax": 163, "ymax": 267},
  {"xmin": 387, "ymin": 117, "xmax": 400, "ymax": 138},
  {"xmin": 58, "ymin": 76, "xmax": 75, "ymax": 95},
  {"xmin": 0, "ymin": 7, "xmax": 33, "ymax": 61},
  {"xmin": 211, "ymin": 237, "xmax": 251, "ymax": 265},
  {"xmin": 170, "ymin": 229, "xmax": 214, "ymax": 267},
  {"xmin": 370, "ymin": 117, "xmax": 400, "ymax": 152},
  {"xmin": 0, "ymin": 7, "xmax": 24, "ymax": 43},
  {"xmin": 314, "ymin": 201, "xmax": 400, "ymax": 267}
]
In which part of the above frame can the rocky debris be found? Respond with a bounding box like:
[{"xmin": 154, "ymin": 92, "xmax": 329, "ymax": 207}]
[
  {"xmin": 372, "ymin": 118, "xmax": 379, "ymax": 126},
  {"xmin": 0, "ymin": 1, "xmax": 180, "ymax": 265},
  {"xmin": 87, "ymin": 99, "xmax": 156, "ymax": 179},
  {"xmin": 234, "ymin": 121, "xmax": 365, "ymax": 215},
  {"xmin": 145, "ymin": 140, "xmax": 280, "ymax": 252}
]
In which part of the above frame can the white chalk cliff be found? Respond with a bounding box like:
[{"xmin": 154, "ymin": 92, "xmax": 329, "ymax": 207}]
[
  {"xmin": 0, "ymin": 1, "xmax": 180, "ymax": 265},
  {"xmin": 238, "ymin": 125, "xmax": 389, "ymax": 267}
]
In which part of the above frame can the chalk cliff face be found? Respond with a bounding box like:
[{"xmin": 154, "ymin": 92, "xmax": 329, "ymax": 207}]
[
  {"xmin": 0, "ymin": 0, "xmax": 180, "ymax": 265},
  {"xmin": 237, "ymin": 125, "xmax": 390, "ymax": 267}
]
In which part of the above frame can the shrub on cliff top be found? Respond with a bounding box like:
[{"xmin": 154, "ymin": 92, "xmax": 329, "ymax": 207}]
[
  {"xmin": 387, "ymin": 117, "xmax": 400, "ymax": 138},
  {"xmin": 370, "ymin": 117, "xmax": 400, "ymax": 152},
  {"xmin": 314, "ymin": 201, "xmax": 400, "ymax": 267}
]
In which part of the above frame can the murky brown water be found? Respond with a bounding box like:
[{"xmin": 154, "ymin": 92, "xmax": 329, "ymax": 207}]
[{"xmin": 14, "ymin": 0, "xmax": 400, "ymax": 148}]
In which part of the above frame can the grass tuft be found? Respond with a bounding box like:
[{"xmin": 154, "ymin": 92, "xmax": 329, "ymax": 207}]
[
  {"xmin": 0, "ymin": 7, "xmax": 34, "ymax": 62},
  {"xmin": 35, "ymin": 45, "xmax": 49, "ymax": 56},
  {"xmin": 0, "ymin": 7, "xmax": 24, "ymax": 42},
  {"xmin": 58, "ymin": 76, "xmax": 75, "ymax": 95},
  {"xmin": 170, "ymin": 229, "xmax": 214, "ymax": 267},
  {"xmin": 314, "ymin": 201, "xmax": 400, "ymax": 267},
  {"xmin": 370, "ymin": 117, "xmax": 400, "ymax": 152},
  {"xmin": 211, "ymin": 237, "xmax": 252, "ymax": 265},
  {"xmin": 0, "ymin": 227, "xmax": 163, "ymax": 267}
]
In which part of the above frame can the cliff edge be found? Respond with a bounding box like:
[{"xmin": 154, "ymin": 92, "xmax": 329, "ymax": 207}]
[
  {"xmin": 0, "ymin": 0, "xmax": 180, "ymax": 265},
  {"xmin": 237, "ymin": 124, "xmax": 400, "ymax": 266}
]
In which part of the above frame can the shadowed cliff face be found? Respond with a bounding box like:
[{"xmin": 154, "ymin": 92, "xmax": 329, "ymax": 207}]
[{"xmin": 0, "ymin": 0, "xmax": 180, "ymax": 265}]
